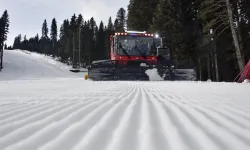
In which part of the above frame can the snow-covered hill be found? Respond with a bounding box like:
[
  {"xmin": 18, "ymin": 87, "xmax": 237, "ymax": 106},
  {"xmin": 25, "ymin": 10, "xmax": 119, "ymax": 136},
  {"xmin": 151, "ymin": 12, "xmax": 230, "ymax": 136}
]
[
  {"xmin": 0, "ymin": 50, "xmax": 84, "ymax": 80},
  {"xmin": 0, "ymin": 50, "xmax": 250, "ymax": 150}
]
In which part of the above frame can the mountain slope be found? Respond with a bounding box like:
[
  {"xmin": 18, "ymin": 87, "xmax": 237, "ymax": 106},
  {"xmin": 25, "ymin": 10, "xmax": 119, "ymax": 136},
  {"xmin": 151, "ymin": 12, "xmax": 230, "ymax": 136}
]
[{"xmin": 0, "ymin": 50, "xmax": 81, "ymax": 80}]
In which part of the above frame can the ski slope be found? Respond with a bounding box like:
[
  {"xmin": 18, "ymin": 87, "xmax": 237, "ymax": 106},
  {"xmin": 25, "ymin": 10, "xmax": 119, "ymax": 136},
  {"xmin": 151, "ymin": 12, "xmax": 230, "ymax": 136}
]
[
  {"xmin": 0, "ymin": 50, "xmax": 83, "ymax": 80},
  {"xmin": 0, "ymin": 50, "xmax": 250, "ymax": 150}
]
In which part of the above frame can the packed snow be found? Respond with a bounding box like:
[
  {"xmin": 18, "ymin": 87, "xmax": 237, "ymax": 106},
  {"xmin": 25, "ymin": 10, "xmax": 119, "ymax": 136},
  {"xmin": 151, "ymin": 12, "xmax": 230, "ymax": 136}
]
[
  {"xmin": 0, "ymin": 50, "xmax": 250, "ymax": 150},
  {"xmin": 145, "ymin": 68, "xmax": 164, "ymax": 81},
  {"xmin": 243, "ymin": 79, "xmax": 250, "ymax": 83},
  {"xmin": 0, "ymin": 50, "xmax": 84, "ymax": 81}
]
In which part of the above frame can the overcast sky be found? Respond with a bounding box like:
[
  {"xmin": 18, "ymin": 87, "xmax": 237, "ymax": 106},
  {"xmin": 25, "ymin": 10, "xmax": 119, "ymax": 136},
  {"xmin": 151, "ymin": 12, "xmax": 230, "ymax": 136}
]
[{"xmin": 1, "ymin": 0, "xmax": 129, "ymax": 46}]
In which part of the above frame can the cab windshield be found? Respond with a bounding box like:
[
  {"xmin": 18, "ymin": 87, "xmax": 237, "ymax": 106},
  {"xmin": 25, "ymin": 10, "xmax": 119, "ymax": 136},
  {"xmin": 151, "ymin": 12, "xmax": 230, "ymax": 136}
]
[{"xmin": 117, "ymin": 36, "xmax": 156, "ymax": 56}]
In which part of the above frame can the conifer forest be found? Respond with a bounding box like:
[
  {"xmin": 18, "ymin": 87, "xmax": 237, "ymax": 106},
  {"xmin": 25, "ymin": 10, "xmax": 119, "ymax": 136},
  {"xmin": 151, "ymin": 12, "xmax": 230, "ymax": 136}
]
[{"xmin": 5, "ymin": 0, "xmax": 250, "ymax": 81}]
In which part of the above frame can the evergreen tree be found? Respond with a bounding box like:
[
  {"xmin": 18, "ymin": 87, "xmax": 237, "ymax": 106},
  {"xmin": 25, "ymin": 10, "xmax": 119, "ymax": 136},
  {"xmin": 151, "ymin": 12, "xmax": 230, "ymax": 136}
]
[
  {"xmin": 239, "ymin": 0, "xmax": 250, "ymax": 62},
  {"xmin": 4, "ymin": 43, "xmax": 7, "ymax": 49},
  {"xmin": 8, "ymin": 4, "xmax": 250, "ymax": 81},
  {"xmin": 82, "ymin": 21, "xmax": 92, "ymax": 64},
  {"xmin": 59, "ymin": 19, "xmax": 70, "ymax": 62},
  {"xmin": 0, "ymin": 10, "xmax": 10, "ymax": 70},
  {"xmin": 127, "ymin": 0, "xmax": 159, "ymax": 30},
  {"xmin": 42, "ymin": 19, "xmax": 49, "ymax": 38},
  {"xmin": 0, "ymin": 10, "xmax": 9, "ymax": 43},
  {"xmin": 114, "ymin": 19, "xmax": 119, "ymax": 31},
  {"xmin": 199, "ymin": 0, "xmax": 244, "ymax": 71},
  {"xmin": 22, "ymin": 35, "xmax": 28, "ymax": 50},
  {"xmin": 51, "ymin": 18, "xmax": 58, "ymax": 56},
  {"xmin": 70, "ymin": 14, "xmax": 77, "ymax": 33},
  {"xmin": 76, "ymin": 14, "xmax": 83, "ymax": 26},
  {"xmin": 13, "ymin": 34, "xmax": 21, "ymax": 49},
  {"xmin": 88, "ymin": 17, "xmax": 97, "ymax": 61},
  {"xmin": 152, "ymin": 0, "xmax": 181, "ymax": 60},
  {"xmin": 96, "ymin": 21, "xmax": 105, "ymax": 60},
  {"xmin": 69, "ymin": 14, "xmax": 77, "ymax": 61},
  {"xmin": 105, "ymin": 16, "xmax": 114, "ymax": 58},
  {"xmin": 76, "ymin": 14, "xmax": 83, "ymax": 61},
  {"xmin": 116, "ymin": 8, "xmax": 126, "ymax": 32},
  {"xmin": 107, "ymin": 17, "xmax": 114, "ymax": 31},
  {"xmin": 41, "ymin": 19, "xmax": 50, "ymax": 54}
]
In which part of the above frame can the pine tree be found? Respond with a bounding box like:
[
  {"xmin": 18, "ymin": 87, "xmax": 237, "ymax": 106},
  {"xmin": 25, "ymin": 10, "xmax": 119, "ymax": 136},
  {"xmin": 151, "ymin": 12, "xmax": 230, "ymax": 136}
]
[
  {"xmin": 0, "ymin": 18, "xmax": 4, "ymax": 51},
  {"xmin": 239, "ymin": 0, "xmax": 250, "ymax": 61},
  {"xmin": 152, "ymin": 0, "xmax": 181, "ymax": 59},
  {"xmin": 114, "ymin": 19, "xmax": 119, "ymax": 31},
  {"xmin": 51, "ymin": 18, "xmax": 58, "ymax": 56},
  {"xmin": 4, "ymin": 43, "xmax": 7, "ymax": 49},
  {"xmin": 22, "ymin": 35, "xmax": 28, "ymax": 50},
  {"xmin": 107, "ymin": 17, "xmax": 114, "ymax": 31},
  {"xmin": 41, "ymin": 19, "xmax": 50, "ymax": 54},
  {"xmin": 42, "ymin": 19, "xmax": 49, "ymax": 38},
  {"xmin": 116, "ymin": 8, "xmax": 126, "ymax": 32},
  {"xmin": 0, "ymin": 10, "xmax": 9, "ymax": 70},
  {"xmin": 76, "ymin": 14, "xmax": 84, "ymax": 62},
  {"xmin": 13, "ymin": 34, "xmax": 21, "ymax": 49},
  {"xmin": 106, "ymin": 16, "xmax": 114, "ymax": 58},
  {"xmin": 0, "ymin": 10, "xmax": 9, "ymax": 42},
  {"xmin": 77, "ymin": 14, "xmax": 83, "ymax": 26},
  {"xmin": 96, "ymin": 21, "xmax": 105, "ymax": 60},
  {"xmin": 59, "ymin": 19, "xmax": 70, "ymax": 61},
  {"xmin": 127, "ymin": 0, "xmax": 159, "ymax": 30},
  {"xmin": 226, "ymin": 0, "xmax": 244, "ymax": 71},
  {"xmin": 82, "ymin": 20, "xmax": 92, "ymax": 64},
  {"xmin": 89, "ymin": 17, "xmax": 97, "ymax": 61},
  {"xmin": 199, "ymin": 0, "xmax": 244, "ymax": 71}
]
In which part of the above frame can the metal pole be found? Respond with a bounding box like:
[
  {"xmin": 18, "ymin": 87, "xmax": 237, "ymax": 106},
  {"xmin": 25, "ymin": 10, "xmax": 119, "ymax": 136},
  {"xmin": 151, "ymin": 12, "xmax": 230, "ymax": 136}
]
[
  {"xmin": 79, "ymin": 26, "xmax": 81, "ymax": 68},
  {"xmin": 199, "ymin": 58, "xmax": 202, "ymax": 80},
  {"xmin": 214, "ymin": 41, "xmax": 219, "ymax": 81},
  {"xmin": 207, "ymin": 55, "xmax": 211, "ymax": 80},
  {"xmin": 73, "ymin": 32, "xmax": 75, "ymax": 67},
  {"xmin": 160, "ymin": 37, "xmax": 163, "ymax": 47}
]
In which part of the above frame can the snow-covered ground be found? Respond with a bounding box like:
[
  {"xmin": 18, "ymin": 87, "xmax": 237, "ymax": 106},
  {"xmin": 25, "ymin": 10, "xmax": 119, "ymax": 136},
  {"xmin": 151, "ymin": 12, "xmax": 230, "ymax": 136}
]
[
  {"xmin": 0, "ymin": 50, "xmax": 84, "ymax": 81},
  {"xmin": 0, "ymin": 50, "xmax": 250, "ymax": 150}
]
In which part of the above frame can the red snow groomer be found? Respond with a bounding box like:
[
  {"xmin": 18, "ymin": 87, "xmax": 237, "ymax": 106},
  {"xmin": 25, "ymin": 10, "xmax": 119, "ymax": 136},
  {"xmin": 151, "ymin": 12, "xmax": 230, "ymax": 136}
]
[{"xmin": 87, "ymin": 30, "xmax": 174, "ymax": 81}]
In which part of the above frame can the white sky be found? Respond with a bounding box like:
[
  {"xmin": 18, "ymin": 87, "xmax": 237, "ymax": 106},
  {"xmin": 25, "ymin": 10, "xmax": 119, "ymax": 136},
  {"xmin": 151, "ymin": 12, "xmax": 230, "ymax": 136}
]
[{"xmin": 0, "ymin": 0, "xmax": 129, "ymax": 46}]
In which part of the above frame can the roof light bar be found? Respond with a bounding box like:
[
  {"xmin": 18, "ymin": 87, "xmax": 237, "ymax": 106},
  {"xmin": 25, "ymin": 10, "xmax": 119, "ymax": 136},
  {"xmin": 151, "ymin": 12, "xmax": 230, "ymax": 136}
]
[
  {"xmin": 114, "ymin": 32, "xmax": 154, "ymax": 37},
  {"xmin": 126, "ymin": 30, "xmax": 146, "ymax": 34}
]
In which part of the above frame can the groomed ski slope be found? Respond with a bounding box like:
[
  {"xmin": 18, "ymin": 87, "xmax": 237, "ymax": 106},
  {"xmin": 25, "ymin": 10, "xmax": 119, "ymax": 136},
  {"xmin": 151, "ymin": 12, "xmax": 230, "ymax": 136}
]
[
  {"xmin": 0, "ymin": 50, "xmax": 83, "ymax": 80},
  {"xmin": 0, "ymin": 50, "xmax": 250, "ymax": 150}
]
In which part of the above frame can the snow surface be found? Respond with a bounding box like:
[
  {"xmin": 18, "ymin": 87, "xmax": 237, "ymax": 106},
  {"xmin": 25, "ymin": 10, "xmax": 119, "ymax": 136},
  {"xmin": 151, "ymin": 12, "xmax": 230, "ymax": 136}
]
[
  {"xmin": 1, "ymin": 50, "xmax": 250, "ymax": 150},
  {"xmin": 145, "ymin": 68, "xmax": 164, "ymax": 81},
  {"xmin": 243, "ymin": 79, "xmax": 250, "ymax": 83},
  {"xmin": 0, "ymin": 50, "xmax": 84, "ymax": 81}
]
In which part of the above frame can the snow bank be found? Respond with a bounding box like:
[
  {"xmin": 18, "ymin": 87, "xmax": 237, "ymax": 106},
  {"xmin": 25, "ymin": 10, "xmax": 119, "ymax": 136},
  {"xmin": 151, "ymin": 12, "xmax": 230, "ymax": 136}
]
[
  {"xmin": 243, "ymin": 79, "xmax": 250, "ymax": 83},
  {"xmin": 145, "ymin": 68, "xmax": 164, "ymax": 81},
  {"xmin": 0, "ymin": 50, "xmax": 85, "ymax": 81}
]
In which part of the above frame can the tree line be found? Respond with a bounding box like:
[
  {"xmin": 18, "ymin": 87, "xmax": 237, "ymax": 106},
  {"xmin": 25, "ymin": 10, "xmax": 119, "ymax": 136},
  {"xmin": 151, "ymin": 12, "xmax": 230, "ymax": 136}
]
[
  {"xmin": 127, "ymin": 0, "xmax": 250, "ymax": 82},
  {"xmin": 0, "ymin": 10, "xmax": 9, "ymax": 71},
  {"xmin": 11, "ymin": 8, "xmax": 127, "ymax": 68},
  {"xmin": 9, "ymin": 0, "xmax": 250, "ymax": 82}
]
